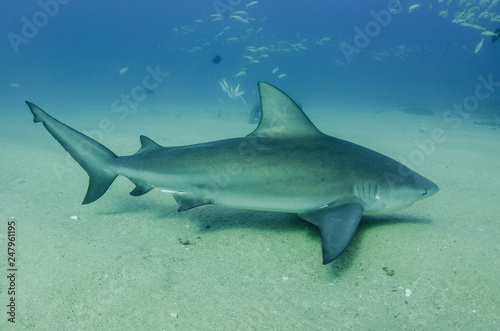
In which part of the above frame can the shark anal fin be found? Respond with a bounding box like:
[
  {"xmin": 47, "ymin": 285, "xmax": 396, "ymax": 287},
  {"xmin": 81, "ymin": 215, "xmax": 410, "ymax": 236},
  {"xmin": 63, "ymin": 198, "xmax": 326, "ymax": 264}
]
[
  {"xmin": 129, "ymin": 181, "xmax": 154, "ymax": 196},
  {"xmin": 173, "ymin": 193, "xmax": 212, "ymax": 212},
  {"xmin": 298, "ymin": 204, "xmax": 363, "ymax": 264}
]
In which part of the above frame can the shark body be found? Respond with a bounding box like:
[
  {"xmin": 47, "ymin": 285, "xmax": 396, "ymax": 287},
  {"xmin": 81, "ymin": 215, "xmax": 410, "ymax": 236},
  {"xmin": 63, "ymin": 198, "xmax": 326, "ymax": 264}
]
[{"xmin": 27, "ymin": 82, "xmax": 438, "ymax": 264}]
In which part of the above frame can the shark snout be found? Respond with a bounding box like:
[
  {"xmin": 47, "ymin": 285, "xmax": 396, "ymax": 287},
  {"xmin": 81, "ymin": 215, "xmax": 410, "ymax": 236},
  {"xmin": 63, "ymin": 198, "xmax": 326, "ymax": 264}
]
[
  {"xmin": 416, "ymin": 175, "xmax": 439, "ymax": 198},
  {"xmin": 425, "ymin": 181, "xmax": 439, "ymax": 197}
]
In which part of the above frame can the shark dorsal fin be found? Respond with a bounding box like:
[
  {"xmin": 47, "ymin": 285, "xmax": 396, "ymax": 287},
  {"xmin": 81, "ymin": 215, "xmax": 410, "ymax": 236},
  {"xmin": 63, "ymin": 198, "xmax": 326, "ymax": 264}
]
[
  {"xmin": 248, "ymin": 82, "xmax": 322, "ymax": 138},
  {"xmin": 135, "ymin": 135, "xmax": 162, "ymax": 155}
]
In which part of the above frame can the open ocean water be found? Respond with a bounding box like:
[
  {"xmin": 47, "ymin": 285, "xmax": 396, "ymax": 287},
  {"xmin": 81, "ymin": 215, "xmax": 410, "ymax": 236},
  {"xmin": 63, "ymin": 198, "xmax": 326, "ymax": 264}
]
[{"xmin": 1, "ymin": 1, "xmax": 499, "ymax": 330}]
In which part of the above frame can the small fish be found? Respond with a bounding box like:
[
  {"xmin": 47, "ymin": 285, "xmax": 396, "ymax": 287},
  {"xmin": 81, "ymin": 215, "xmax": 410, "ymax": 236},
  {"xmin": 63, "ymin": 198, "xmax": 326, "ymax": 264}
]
[
  {"xmin": 251, "ymin": 60, "xmax": 260, "ymax": 64},
  {"xmin": 210, "ymin": 14, "xmax": 222, "ymax": 18},
  {"xmin": 482, "ymin": 30, "xmax": 498, "ymax": 37},
  {"xmin": 408, "ymin": 4, "xmax": 421, "ymax": 13},
  {"xmin": 180, "ymin": 25, "xmax": 194, "ymax": 33},
  {"xmin": 272, "ymin": 66, "xmax": 279, "ymax": 74},
  {"xmin": 194, "ymin": 19, "xmax": 203, "ymax": 23},
  {"xmin": 212, "ymin": 55, "xmax": 222, "ymax": 64},
  {"xmin": 232, "ymin": 87, "xmax": 244, "ymax": 99},
  {"xmin": 438, "ymin": 10, "xmax": 449, "ymax": 18},
  {"xmin": 233, "ymin": 11, "xmax": 248, "ymax": 15},
  {"xmin": 230, "ymin": 16, "xmax": 249, "ymax": 23},
  {"xmin": 243, "ymin": 55, "xmax": 254, "ymax": 60},
  {"xmin": 461, "ymin": 23, "xmax": 486, "ymax": 31},
  {"xmin": 278, "ymin": 74, "xmax": 287, "ymax": 79},
  {"xmin": 119, "ymin": 67, "xmax": 128, "ymax": 75},
  {"xmin": 475, "ymin": 37, "xmax": 484, "ymax": 54},
  {"xmin": 212, "ymin": 17, "xmax": 222, "ymax": 22},
  {"xmin": 219, "ymin": 79, "xmax": 246, "ymax": 104},
  {"xmin": 465, "ymin": 13, "xmax": 475, "ymax": 21},
  {"xmin": 218, "ymin": 79, "xmax": 229, "ymax": 92},
  {"xmin": 235, "ymin": 71, "xmax": 247, "ymax": 78},
  {"xmin": 226, "ymin": 37, "xmax": 239, "ymax": 42},
  {"xmin": 10, "ymin": 83, "xmax": 20, "ymax": 88},
  {"xmin": 233, "ymin": 84, "xmax": 240, "ymax": 95},
  {"xmin": 259, "ymin": 54, "xmax": 269, "ymax": 58},
  {"xmin": 246, "ymin": 1, "xmax": 258, "ymax": 8},
  {"xmin": 256, "ymin": 27, "xmax": 264, "ymax": 34},
  {"xmin": 477, "ymin": 11, "xmax": 490, "ymax": 19}
]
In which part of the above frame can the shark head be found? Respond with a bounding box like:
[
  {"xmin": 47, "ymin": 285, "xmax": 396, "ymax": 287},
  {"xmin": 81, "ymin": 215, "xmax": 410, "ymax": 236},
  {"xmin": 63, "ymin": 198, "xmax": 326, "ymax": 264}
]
[{"xmin": 356, "ymin": 162, "xmax": 439, "ymax": 214}]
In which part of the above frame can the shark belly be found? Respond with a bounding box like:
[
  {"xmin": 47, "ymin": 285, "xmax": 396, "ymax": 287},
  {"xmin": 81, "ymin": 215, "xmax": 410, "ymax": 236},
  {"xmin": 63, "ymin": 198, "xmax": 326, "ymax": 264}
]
[{"xmin": 113, "ymin": 138, "xmax": 345, "ymax": 213}]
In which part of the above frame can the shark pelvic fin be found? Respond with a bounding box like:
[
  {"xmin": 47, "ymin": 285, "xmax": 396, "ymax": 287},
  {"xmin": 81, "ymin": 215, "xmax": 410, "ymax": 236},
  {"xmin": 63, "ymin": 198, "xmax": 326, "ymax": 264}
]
[
  {"xmin": 299, "ymin": 203, "xmax": 363, "ymax": 264},
  {"xmin": 248, "ymin": 82, "xmax": 323, "ymax": 138},
  {"xmin": 129, "ymin": 181, "xmax": 154, "ymax": 196}
]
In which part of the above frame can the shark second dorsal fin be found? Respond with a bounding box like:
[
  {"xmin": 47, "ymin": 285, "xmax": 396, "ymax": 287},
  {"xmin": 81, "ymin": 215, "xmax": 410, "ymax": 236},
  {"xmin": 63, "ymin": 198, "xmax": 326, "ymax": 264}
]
[
  {"xmin": 248, "ymin": 82, "xmax": 323, "ymax": 138},
  {"xmin": 135, "ymin": 135, "xmax": 162, "ymax": 155}
]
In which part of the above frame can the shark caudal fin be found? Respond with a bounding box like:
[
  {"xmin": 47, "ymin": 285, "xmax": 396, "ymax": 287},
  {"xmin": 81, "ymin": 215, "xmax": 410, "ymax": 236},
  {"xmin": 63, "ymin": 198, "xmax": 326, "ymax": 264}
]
[{"xmin": 26, "ymin": 101, "xmax": 118, "ymax": 204}]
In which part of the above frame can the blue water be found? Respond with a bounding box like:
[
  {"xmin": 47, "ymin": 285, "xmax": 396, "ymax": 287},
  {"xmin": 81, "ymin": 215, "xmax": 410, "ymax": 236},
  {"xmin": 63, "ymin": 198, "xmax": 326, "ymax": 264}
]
[
  {"xmin": 2, "ymin": 1, "xmax": 500, "ymax": 329},
  {"xmin": 2, "ymin": 0, "xmax": 499, "ymax": 113}
]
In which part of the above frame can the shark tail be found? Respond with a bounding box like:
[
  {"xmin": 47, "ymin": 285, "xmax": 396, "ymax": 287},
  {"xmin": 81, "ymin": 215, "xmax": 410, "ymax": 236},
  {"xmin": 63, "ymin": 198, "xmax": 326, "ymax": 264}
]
[{"xmin": 26, "ymin": 101, "xmax": 118, "ymax": 204}]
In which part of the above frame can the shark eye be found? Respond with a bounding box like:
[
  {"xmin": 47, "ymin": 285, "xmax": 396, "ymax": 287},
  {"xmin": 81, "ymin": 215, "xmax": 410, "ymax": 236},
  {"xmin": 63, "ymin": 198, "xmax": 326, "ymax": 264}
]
[{"xmin": 422, "ymin": 190, "xmax": 428, "ymax": 196}]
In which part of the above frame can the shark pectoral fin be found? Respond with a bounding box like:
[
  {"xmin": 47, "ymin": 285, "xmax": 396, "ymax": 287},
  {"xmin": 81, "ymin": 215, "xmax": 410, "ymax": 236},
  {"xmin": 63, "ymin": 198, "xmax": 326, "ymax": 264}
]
[
  {"xmin": 173, "ymin": 193, "xmax": 212, "ymax": 212},
  {"xmin": 84, "ymin": 172, "xmax": 118, "ymax": 204},
  {"xmin": 129, "ymin": 181, "xmax": 154, "ymax": 196},
  {"xmin": 298, "ymin": 204, "xmax": 363, "ymax": 265}
]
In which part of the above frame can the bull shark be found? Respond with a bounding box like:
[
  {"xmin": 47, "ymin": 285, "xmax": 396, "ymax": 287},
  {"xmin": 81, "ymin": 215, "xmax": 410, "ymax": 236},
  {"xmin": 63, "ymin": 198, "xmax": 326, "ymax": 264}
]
[{"xmin": 26, "ymin": 82, "xmax": 438, "ymax": 264}]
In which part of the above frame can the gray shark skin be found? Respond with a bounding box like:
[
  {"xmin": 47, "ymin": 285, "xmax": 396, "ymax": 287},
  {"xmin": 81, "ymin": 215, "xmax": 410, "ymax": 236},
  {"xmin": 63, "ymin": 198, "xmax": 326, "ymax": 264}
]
[{"xmin": 26, "ymin": 82, "xmax": 439, "ymax": 264}]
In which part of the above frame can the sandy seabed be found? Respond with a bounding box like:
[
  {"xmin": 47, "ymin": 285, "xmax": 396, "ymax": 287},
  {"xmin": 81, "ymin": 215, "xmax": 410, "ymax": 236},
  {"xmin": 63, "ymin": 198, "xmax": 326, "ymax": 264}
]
[{"xmin": 0, "ymin": 104, "xmax": 499, "ymax": 330}]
